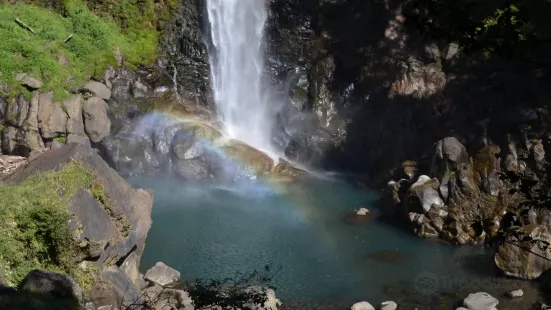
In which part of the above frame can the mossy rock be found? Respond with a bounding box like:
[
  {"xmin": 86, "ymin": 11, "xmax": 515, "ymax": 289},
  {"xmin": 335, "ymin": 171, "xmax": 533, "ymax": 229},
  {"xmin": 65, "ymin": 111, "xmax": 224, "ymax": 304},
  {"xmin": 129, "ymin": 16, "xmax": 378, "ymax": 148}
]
[{"xmin": 219, "ymin": 139, "xmax": 275, "ymax": 176}]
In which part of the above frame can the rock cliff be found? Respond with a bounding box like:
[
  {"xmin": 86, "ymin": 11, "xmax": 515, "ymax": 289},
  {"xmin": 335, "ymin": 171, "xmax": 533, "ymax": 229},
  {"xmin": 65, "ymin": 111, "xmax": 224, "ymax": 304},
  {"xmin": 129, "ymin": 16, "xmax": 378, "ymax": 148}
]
[{"xmin": 265, "ymin": 0, "xmax": 551, "ymax": 183}]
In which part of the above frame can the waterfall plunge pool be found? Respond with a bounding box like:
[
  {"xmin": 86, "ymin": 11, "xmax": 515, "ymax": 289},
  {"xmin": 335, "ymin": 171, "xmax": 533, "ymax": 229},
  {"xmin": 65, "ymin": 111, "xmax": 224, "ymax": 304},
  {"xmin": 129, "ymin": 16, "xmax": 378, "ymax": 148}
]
[{"xmin": 129, "ymin": 176, "xmax": 546, "ymax": 309}]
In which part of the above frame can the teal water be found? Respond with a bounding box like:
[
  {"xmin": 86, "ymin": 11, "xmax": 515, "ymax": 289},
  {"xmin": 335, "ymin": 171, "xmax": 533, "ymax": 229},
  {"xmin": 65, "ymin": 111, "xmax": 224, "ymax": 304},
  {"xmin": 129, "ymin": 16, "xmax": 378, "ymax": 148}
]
[{"xmin": 129, "ymin": 177, "xmax": 544, "ymax": 308}]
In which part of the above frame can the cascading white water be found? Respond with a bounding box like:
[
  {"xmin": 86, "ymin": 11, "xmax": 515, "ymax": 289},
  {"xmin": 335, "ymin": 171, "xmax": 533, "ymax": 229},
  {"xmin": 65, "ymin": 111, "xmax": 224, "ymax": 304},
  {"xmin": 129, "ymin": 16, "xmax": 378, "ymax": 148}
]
[{"xmin": 206, "ymin": 0, "xmax": 276, "ymax": 155}]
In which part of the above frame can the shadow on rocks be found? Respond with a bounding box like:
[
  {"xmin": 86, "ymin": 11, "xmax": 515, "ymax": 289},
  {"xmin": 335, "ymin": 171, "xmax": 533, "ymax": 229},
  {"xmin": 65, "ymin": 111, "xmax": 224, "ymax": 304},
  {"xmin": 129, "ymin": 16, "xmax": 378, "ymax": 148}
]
[{"xmin": 0, "ymin": 270, "xmax": 82, "ymax": 310}]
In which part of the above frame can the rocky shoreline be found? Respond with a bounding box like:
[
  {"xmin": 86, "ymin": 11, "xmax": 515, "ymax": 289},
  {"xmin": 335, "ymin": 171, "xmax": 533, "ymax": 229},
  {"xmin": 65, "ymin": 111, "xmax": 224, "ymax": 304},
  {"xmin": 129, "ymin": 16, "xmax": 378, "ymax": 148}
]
[{"xmin": 0, "ymin": 143, "xmax": 281, "ymax": 310}]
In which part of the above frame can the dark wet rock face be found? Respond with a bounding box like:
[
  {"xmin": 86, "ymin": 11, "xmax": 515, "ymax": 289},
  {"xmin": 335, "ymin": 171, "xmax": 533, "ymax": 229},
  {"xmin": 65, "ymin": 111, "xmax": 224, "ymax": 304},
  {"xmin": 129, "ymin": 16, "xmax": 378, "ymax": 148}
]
[
  {"xmin": 158, "ymin": 0, "xmax": 210, "ymax": 101},
  {"xmin": 264, "ymin": 0, "xmax": 551, "ymax": 184}
]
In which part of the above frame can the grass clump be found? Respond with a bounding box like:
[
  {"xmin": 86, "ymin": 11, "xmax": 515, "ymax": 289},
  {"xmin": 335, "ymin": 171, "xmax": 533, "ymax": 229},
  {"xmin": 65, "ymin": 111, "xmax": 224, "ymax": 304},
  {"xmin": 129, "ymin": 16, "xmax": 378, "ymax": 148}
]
[
  {"xmin": 53, "ymin": 133, "xmax": 67, "ymax": 144},
  {"xmin": 0, "ymin": 161, "xmax": 98, "ymax": 289},
  {"xmin": 0, "ymin": 1, "xmax": 158, "ymax": 100}
]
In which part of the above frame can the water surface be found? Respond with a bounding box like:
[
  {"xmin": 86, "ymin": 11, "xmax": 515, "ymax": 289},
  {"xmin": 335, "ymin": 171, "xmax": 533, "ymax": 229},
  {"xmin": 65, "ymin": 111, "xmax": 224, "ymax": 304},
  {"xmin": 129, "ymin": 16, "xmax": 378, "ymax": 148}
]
[{"xmin": 130, "ymin": 177, "xmax": 545, "ymax": 309}]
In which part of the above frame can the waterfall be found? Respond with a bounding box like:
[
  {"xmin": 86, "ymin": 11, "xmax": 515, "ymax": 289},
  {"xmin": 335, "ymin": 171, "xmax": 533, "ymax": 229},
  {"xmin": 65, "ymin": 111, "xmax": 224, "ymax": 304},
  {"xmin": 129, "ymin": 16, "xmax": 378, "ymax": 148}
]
[{"xmin": 206, "ymin": 0, "xmax": 277, "ymax": 155}]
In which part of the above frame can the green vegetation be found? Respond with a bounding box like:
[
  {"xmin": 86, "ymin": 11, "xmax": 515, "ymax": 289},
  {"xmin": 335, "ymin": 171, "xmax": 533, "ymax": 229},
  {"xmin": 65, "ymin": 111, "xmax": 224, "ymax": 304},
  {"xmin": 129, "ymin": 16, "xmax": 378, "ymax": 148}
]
[
  {"xmin": 406, "ymin": 0, "xmax": 551, "ymax": 65},
  {"xmin": 53, "ymin": 133, "xmax": 67, "ymax": 144},
  {"xmin": 0, "ymin": 0, "xmax": 161, "ymax": 100},
  {"xmin": 0, "ymin": 161, "xmax": 100, "ymax": 290},
  {"xmin": 91, "ymin": 182, "xmax": 106, "ymax": 210}
]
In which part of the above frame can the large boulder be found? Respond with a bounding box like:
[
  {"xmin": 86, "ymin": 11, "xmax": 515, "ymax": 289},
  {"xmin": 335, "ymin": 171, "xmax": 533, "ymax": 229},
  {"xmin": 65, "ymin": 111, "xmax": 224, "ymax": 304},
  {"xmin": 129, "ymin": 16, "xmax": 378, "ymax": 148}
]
[
  {"xmin": 21, "ymin": 76, "xmax": 42, "ymax": 90},
  {"xmin": 219, "ymin": 139, "xmax": 275, "ymax": 178},
  {"xmin": 19, "ymin": 270, "xmax": 83, "ymax": 301},
  {"xmin": 68, "ymin": 189, "xmax": 119, "ymax": 258},
  {"xmin": 144, "ymin": 262, "xmax": 180, "ymax": 286},
  {"xmin": 83, "ymin": 97, "xmax": 111, "ymax": 143},
  {"xmin": 173, "ymin": 158, "xmax": 209, "ymax": 180},
  {"xmin": 463, "ymin": 292, "xmax": 498, "ymax": 310},
  {"xmin": 64, "ymin": 95, "xmax": 85, "ymax": 135},
  {"xmin": 91, "ymin": 266, "xmax": 141, "ymax": 309},
  {"xmin": 38, "ymin": 91, "xmax": 68, "ymax": 139},
  {"xmin": 24, "ymin": 91, "xmax": 40, "ymax": 131},
  {"xmin": 409, "ymin": 175, "xmax": 444, "ymax": 212},
  {"xmin": 272, "ymin": 159, "xmax": 307, "ymax": 179},
  {"xmin": 5, "ymin": 94, "xmax": 29, "ymax": 127},
  {"xmin": 495, "ymin": 224, "xmax": 551, "ymax": 279},
  {"xmin": 0, "ymin": 271, "xmax": 83, "ymax": 310},
  {"xmin": 433, "ymin": 137, "xmax": 477, "ymax": 200},
  {"xmin": 81, "ymin": 81, "xmax": 112, "ymax": 101},
  {"xmin": 3, "ymin": 144, "xmax": 153, "ymax": 306}
]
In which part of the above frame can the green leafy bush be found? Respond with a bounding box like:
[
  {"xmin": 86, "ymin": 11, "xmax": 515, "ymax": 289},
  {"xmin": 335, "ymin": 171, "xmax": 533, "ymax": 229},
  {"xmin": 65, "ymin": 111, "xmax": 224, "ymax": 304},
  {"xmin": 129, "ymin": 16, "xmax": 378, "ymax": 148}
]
[
  {"xmin": 0, "ymin": 1, "xmax": 158, "ymax": 100},
  {"xmin": 0, "ymin": 162, "xmax": 96, "ymax": 288}
]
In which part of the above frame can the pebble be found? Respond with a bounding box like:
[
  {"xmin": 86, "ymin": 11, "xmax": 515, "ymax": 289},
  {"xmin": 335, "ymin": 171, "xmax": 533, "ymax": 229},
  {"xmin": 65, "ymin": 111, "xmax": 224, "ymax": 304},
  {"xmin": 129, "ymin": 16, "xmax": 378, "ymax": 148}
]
[
  {"xmin": 381, "ymin": 301, "xmax": 397, "ymax": 310},
  {"xmin": 506, "ymin": 289, "xmax": 523, "ymax": 298}
]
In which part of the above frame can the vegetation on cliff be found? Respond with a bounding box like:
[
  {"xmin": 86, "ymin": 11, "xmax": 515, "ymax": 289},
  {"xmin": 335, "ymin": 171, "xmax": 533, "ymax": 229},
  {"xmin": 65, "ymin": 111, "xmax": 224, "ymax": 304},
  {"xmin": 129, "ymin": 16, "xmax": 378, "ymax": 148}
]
[
  {"xmin": 0, "ymin": 0, "xmax": 171, "ymax": 99},
  {"xmin": 406, "ymin": 0, "xmax": 551, "ymax": 66},
  {"xmin": 0, "ymin": 162, "xmax": 100, "ymax": 290}
]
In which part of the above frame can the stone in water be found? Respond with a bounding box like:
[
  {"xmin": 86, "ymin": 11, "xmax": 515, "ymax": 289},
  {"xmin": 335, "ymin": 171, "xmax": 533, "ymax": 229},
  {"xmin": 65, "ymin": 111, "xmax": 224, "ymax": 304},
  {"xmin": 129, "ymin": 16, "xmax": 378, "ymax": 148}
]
[{"xmin": 463, "ymin": 292, "xmax": 498, "ymax": 310}]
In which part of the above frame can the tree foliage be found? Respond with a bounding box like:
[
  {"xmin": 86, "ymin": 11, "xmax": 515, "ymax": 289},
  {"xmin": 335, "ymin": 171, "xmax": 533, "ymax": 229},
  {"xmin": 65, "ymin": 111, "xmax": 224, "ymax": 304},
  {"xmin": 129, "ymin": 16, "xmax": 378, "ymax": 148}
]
[
  {"xmin": 405, "ymin": 0, "xmax": 551, "ymax": 66},
  {"xmin": 124, "ymin": 264, "xmax": 280, "ymax": 310},
  {"xmin": 184, "ymin": 264, "xmax": 280, "ymax": 310}
]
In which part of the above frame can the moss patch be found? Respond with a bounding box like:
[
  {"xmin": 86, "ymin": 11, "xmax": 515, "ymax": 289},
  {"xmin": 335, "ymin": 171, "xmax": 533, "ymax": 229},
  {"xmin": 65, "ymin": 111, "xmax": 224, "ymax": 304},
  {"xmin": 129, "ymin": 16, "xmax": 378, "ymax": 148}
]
[
  {"xmin": 0, "ymin": 1, "xmax": 159, "ymax": 100},
  {"xmin": 0, "ymin": 161, "xmax": 100, "ymax": 290}
]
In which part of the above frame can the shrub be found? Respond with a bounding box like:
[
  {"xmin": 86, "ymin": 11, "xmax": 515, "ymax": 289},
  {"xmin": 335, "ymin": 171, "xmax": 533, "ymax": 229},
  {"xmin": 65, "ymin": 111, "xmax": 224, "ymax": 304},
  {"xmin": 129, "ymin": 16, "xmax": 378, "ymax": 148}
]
[{"xmin": 0, "ymin": 161, "xmax": 98, "ymax": 289}]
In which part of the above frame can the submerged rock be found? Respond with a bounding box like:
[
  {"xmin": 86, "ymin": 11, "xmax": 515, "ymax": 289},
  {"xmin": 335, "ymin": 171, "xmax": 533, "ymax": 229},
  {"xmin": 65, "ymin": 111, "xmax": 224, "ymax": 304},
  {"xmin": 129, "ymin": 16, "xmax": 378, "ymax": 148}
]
[
  {"xmin": 367, "ymin": 250, "xmax": 408, "ymax": 264},
  {"xmin": 506, "ymin": 289, "xmax": 523, "ymax": 298},
  {"xmin": 343, "ymin": 211, "xmax": 374, "ymax": 225}
]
